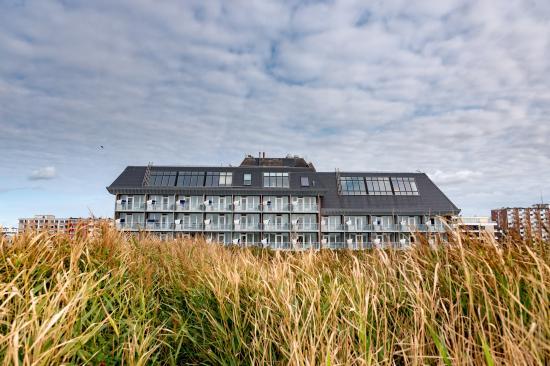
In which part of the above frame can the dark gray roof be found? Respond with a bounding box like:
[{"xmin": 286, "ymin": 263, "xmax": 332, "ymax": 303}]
[
  {"xmin": 107, "ymin": 166, "xmax": 460, "ymax": 215},
  {"xmin": 315, "ymin": 172, "xmax": 459, "ymax": 215}
]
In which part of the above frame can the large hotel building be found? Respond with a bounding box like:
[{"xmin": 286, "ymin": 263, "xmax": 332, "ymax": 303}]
[{"xmin": 107, "ymin": 154, "xmax": 460, "ymax": 249}]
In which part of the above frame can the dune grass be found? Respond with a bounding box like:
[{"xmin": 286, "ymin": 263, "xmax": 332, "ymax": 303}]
[{"xmin": 0, "ymin": 227, "xmax": 548, "ymax": 365}]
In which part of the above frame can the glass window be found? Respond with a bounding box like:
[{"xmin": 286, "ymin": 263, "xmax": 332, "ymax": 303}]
[
  {"xmin": 205, "ymin": 172, "xmax": 232, "ymax": 186},
  {"xmin": 300, "ymin": 176, "xmax": 310, "ymax": 187},
  {"xmin": 339, "ymin": 177, "xmax": 366, "ymax": 195},
  {"xmin": 243, "ymin": 173, "xmax": 252, "ymax": 186},
  {"xmin": 365, "ymin": 177, "xmax": 393, "ymax": 195},
  {"xmin": 177, "ymin": 171, "xmax": 205, "ymax": 187},
  {"xmin": 263, "ymin": 172, "xmax": 289, "ymax": 188},
  {"xmin": 391, "ymin": 177, "xmax": 419, "ymax": 195},
  {"xmin": 148, "ymin": 171, "xmax": 177, "ymax": 186}
]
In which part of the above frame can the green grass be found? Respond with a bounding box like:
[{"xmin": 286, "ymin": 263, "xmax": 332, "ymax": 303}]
[{"xmin": 0, "ymin": 227, "xmax": 548, "ymax": 365}]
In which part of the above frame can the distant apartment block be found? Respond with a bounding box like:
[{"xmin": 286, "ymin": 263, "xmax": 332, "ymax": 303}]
[
  {"xmin": 491, "ymin": 204, "xmax": 550, "ymax": 240},
  {"xmin": 18, "ymin": 215, "xmax": 110, "ymax": 238},
  {"xmin": 107, "ymin": 154, "xmax": 460, "ymax": 250},
  {"xmin": 491, "ymin": 204, "xmax": 549, "ymax": 241},
  {"xmin": 452, "ymin": 216, "xmax": 497, "ymax": 239},
  {"xmin": 1, "ymin": 226, "xmax": 18, "ymax": 241}
]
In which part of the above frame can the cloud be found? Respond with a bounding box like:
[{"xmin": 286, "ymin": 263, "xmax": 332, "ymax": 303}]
[
  {"xmin": 0, "ymin": 0, "xmax": 549, "ymax": 224},
  {"xmin": 28, "ymin": 166, "xmax": 56, "ymax": 180}
]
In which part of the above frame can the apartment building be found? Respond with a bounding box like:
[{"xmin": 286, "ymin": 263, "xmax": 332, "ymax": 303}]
[
  {"xmin": 107, "ymin": 154, "xmax": 460, "ymax": 249},
  {"xmin": 18, "ymin": 215, "xmax": 110, "ymax": 238},
  {"xmin": 491, "ymin": 204, "xmax": 549, "ymax": 241},
  {"xmin": 1, "ymin": 226, "xmax": 18, "ymax": 241}
]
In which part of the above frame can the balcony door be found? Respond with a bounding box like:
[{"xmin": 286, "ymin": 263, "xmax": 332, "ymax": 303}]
[
  {"xmin": 275, "ymin": 197, "xmax": 285, "ymax": 210},
  {"xmin": 275, "ymin": 234, "xmax": 284, "ymax": 249},
  {"xmin": 162, "ymin": 196, "xmax": 169, "ymax": 210},
  {"xmin": 127, "ymin": 196, "xmax": 133, "ymax": 210},
  {"xmin": 160, "ymin": 214, "xmax": 170, "ymax": 229}
]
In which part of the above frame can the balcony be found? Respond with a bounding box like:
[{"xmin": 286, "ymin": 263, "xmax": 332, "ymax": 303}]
[
  {"xmin": 116, "ymin": 222, "xmax": 144, "ymax": 231},
  {"xmin": 371, "ymin": 224, "xmax": 399, "ymax": 232},
  {"xmin": 263, "ymin": 223, "xmax": 290, "ymax": 231},
  {"xmin": 175, "ymin": 203, "xmax": 203, "ymax": 212},
  {"xmin": 116, "ymin": 203, "xmax": 145, "ymax": 211},
  {"xmin": 344, "ymin": 224, "xmax": 370, "ymax": 232},
  {"xmin": 292, "ymin": 223, "xmax": 319, "ymax": 231},
  {"xmin": 321, "ymin": 224, "xmax": 345, "ymax": 232},
  {"xmin": 262, "ymin": 204, "xmax": 290, "ymax": 213},
  {"xmin": 233, "ymin": 223, "xmax": 262, "ymax": 231},
  {"xmin": 174, "ymin": 223, "xmax": 204, "ymax": 231},
  {"xmin": 146, "ymin": 203, "xmax": 174, "ymax": 212},
  {"xmin": 204, "ymin": 204, "xmax": 232, "ymax": 212},
  {"xmin": 145, "ymin": 222, "xmax": 173, "ymax": 231},
  {"xmin": 233, "ymin": 204, "xmax": 262, "ymax": 212},
  {"xmin": 204, "ymin": 223, "xmax": 233, "ymax": 231},
  {"xmin": 290, "ymin": 204, "xmax": 318, "ymax": 212}
]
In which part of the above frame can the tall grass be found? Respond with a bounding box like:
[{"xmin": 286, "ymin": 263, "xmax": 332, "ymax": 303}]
[{"xmin": 0, "ymin": 227, "xmax": 548, "ymax": 365}]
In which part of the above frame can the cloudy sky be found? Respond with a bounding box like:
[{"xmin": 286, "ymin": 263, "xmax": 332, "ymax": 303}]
[{"xmin": 1, "ymin": 0, "xmax": 549, "ymax": 227}]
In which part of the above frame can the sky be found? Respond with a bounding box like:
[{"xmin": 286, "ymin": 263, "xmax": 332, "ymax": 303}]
[{"xmin": 1, "ymin": 0, "xmax": 550, "ymax": 227}]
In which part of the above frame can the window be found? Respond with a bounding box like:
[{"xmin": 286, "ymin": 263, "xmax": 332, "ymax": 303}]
[
  {"xmin": 391, "ymin": 177, "xmax": 419, "ymax": 195},
  {"xmin": 205, "ymin": 172, "xmax": 232, "ymax": 186},
  {"xmin": 148, "ymin": 171, "xmax": 177, "ymax": 186},
  {"xmin": 177, "ymin": 171, "xmax": 205, "ymax": 187},
  {"xmin": 365, "ymin": 177, "xmax": 393, "ymax": 195},
  {"xmin": 339, "ymin": 177, "xmax": 366, "ymax": 195},
  {"xmin": 300, "ymin": 176, "xmax": 310, "ymax": 187},
  {"xmin": 219, "ymin": 172, "xmax": 232, "ymax": 186},
  {"xmin": 243, "ymin": 173, "xmax": 252, "ymax": 186},
  {"xmin": 263, "ymin": 172, "xmax": 289, "ymax": 188}
]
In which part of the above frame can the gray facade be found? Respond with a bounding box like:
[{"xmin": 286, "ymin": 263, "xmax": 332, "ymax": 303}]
[{"xmin": 107, "ymin": 155, "xmax": 459, "ymax": 249}]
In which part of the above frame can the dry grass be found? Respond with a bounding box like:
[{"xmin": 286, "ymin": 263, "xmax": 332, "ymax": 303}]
[{"xmin": 0, "ymin": 226, "xmax": 548, "ymax": 365}]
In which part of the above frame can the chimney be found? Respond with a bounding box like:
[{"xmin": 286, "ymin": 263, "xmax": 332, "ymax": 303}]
[{"xmin": 263, "ymin": 152, "xmax": 266, "ymax": 158}]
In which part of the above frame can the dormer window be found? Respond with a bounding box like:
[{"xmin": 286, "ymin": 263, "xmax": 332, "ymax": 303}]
[
  {"xmin": 243, "ymin": 173, "xmax": 252, "ymax": 186},
  {"xmin": 300, "ymin": 176, "xmax": 310, "ymax": 187}
]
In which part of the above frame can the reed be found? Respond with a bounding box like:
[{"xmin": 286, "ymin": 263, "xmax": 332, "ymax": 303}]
[{"xmin": 0, "ymin": 226, "xmax": 548, "ymax": 365}]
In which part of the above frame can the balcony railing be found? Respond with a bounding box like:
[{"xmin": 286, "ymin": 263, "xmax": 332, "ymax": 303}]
[
  {"xmin": 321, "ymin": 241, "xmax": 411, "ymax": 250},
  {"xmin": 321, "ymin": 224, "xmax": 345, "ymax": 231},
  {"xmin": 116, "ymin": 222, "xmax": 144, "ymax": 230},
  {"xmin": 116, "ymin": 203, "xmax": 145, "ymax": 211},
  {"xmin": 233, "ymin": 204, "xmax": 262, "ymax": 212},
  {"xmin": 147, "ymin": 203, "xmax": 174, "ymax": 211},
  {"xmin": 204, "ymin": 204, "xmax": 232, "ymax": 212},
  {"xmin": 145, "ymin": 222, "xmax": 173, "ymax": 231},
  {"xmin": 263, "ymin": 223, "xmax": 290, "ymax": 231},
  {"xmin": 292, "ymin": 223, "xmax": 319, "ymax": 231},
  {"xmin": 262, "ymin": 204, "xmax": 290, "ymax": 212},
  {"xmin": 174, "ymin": 223, "xmax": 204, "ymax": 231},
  {"xmin": 233, "ymin": 223, "xmax": 262, "ymax": 231},
  {"xmin": 175, "ymin": 204, "xmax": 203, "ymax": 212},
  {"xmin": 203, "ymin": 223, "xmax": 233, "ymax": 231},
  {"xmin": 290, "ymin": 204, "xmax": 318, "ymax": 212}
]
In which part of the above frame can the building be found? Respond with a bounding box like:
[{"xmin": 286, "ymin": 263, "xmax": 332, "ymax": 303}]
[
  {"xmin": 1, "ymin": 226, "xmax": 18, "ymax": 241},
  {"xmin": 18, "ymin": 215, "xmax": 110, "ymax": 238},
  {"xmin": 452, "ymin": 216, "xmax": 497, "ymax": 240},
  {"xmin": 491, "ymin": 204, "xmax": 550, "ymax": 241},
  {"xmin": 106, "ymin": 154, "xmax": 460, "ymax": 249}
]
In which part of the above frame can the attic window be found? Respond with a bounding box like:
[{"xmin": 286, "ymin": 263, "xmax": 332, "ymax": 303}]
[
  {"xmin": 391, "ymin": 177, "xmax": 419, "ymax": 196},
  {"xmin": 300, "ymin": 176, "xmax": 310, "ymax": 187},
  {"xmin": 243, "ymin": 173, "xmax": 252, "ymax": 186},
  {"xmin": 148, "ymin": 171, "xmax": 177, "ymax": 186}
]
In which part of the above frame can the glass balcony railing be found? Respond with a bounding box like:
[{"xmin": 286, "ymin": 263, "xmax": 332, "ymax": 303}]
[
  {"xmin": 175, "ymin": 204, "xmax": 203, "ymax": 212},
  {"xmin": 204, "ymin": 204, "xmax": 232, "ymax": 212},
  {"xmin": 116, "ymin": 203, "xmax": 145, "ymax": 211},
  {"xmin": 233, "ymin": 223, "xmax": 262, "ymax": 231},
  {"xmin": 174, "ymin": 223, "xmax": 204, "ymax": 231},
  {"xmin": 146, "ymin": 203, "xmax": 174, "ymax": 211},
  {"xmin": 116, "ymin": 222, "xmax": 144, "ymax": 230},
  {"xmin": 262, "ymin": 204, "xmax": 290, "ymax": 212},
  {"xmin": 233, "ymin": 204, "xmax": 262, "ymax": 212},
  {"xmin": 290, "ymin": 204, "xmax": 318, "ymax": 212},
  {"xmin": 203, "ymin": 223, "xmax": 233, "ymax": 231},
  {"xmin": 321, "ymin": 224, "xmax": 345, "ymax": 231},
  {"xmin": 292, "ymin": 223, "xmax": 319, "ymax": 231},
  {"xmin": 263, "ymin": 223, "xmax": 290, "ymax": 231},
  {"xmin": 145, "ymin": 222, "xmax": 173, "ymax": 230}
]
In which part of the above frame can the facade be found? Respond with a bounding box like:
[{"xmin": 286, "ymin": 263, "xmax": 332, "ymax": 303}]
[
  {"xmin": 1, "ymin": 226, "xmax": 18, "ymax": 241},
  {"xmin": 107, "ymin": 154, "xmax": 460, "ymax": 249},
  {"xmin": 491, "ymin": 204, "xmax": 550, "ymax": 241},
  {"xmin": 18, "ymin": 215, "xmax": 111, "ymax": 238},
  {"xmin": 452, "ymin": 216, "xmax": 496, "ymax": 239}
]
